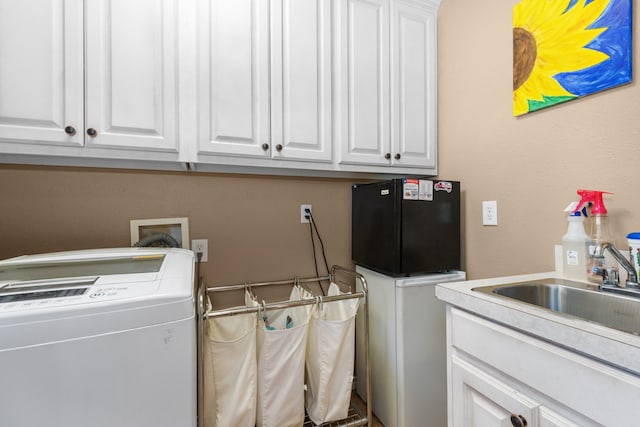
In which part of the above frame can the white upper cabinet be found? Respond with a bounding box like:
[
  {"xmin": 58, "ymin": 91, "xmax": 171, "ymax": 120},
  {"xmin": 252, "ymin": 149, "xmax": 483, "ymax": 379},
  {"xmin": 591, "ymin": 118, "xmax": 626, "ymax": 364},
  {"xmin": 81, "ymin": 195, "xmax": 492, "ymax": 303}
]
[
  {"xmin": 196, "ymin": 0, "xmax": 270, "ymax": 158},
  {"xmin": 0, "ymin": 0, "xmax": 440, "ymax": 175},
  {"xmin": 337, "ymin": 0, "xmax": 438, "ymax": 172},
  {"xmin": 85, "ymin": 0, "xmax": 179, "ymax": 152},
  {"xmin": 271, "ymin": 0, "xmax": 333, "ymax": 162},
  {"xmin": 392, "ymin": 0, "xmax": 437, "ymax": 169},
  {"xmin": 0, "ymin": 0, "xmax": 84, "ymax": 149},
  {"xmin": 196, "ymin": 0, "xmax": 333, "ymax": 163},
  {"xmin": 336, "ymin": 0, "xmax": 391, "ymax": 166},
  {"xmin": 0, "ymin": 0, "xmax": 181, "ymax": 161}
]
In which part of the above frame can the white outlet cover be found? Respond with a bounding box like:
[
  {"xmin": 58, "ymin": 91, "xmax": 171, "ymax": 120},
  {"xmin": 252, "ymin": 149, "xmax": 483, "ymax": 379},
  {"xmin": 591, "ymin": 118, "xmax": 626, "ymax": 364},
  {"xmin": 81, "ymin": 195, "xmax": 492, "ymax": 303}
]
[
  {"xmin": 300, "ymin": 204, "xmax": 312, "ymax": 223},
  {"xmin": 191, "ymin": 239, "xmax": 208, "ymax": 262},
  {"xmin": 482, "ymin": 200, "xmax": 498, "ymax": 226}
]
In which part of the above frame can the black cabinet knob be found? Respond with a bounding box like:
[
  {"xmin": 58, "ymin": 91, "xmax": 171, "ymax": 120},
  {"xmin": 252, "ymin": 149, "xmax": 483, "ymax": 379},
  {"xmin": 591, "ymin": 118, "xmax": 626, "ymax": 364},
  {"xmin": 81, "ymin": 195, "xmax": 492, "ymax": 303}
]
[
  {"xmin": 395, "ymin": 153, "xmax": 401, "ymax": 160},
  {"xmin": 384, "ymin": 153, "xmax": 391, "ymax": 160},
  {"xmin": 86, "ymin": 128, "xmax": 98, "ymax": 137},
  {"xmin": 64, "ymin": 126, "xmax": 76, "ymax": 136},
  {"xmin": 510, "ymin": 414, "xmax": 527, "ymax": 427},
  {"xmin": 275, "ymin": 144, "xmax": 283, "ymax": 152},
  {"xmin": 261, "ymin": 143, "xmax": 269, "ymax": 151}
]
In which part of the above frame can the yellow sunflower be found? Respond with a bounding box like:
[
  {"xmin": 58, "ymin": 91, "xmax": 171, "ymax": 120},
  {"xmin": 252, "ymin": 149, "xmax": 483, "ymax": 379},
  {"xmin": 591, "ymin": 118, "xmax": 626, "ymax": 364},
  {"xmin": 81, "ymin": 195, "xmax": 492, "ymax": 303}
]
[{"xmin": 513, "ymin": 0, "xmax": 610, "ymax": 116}]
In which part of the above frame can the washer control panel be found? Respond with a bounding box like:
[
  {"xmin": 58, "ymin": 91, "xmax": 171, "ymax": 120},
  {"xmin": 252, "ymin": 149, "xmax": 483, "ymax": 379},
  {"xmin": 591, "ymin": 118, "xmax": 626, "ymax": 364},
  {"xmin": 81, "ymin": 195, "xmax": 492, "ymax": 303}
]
[
  {"xmin": 0, "ymin": 282, "xmax": 158, "ymax": 313},
  {"xmin": 0, "ymin": 288, "xmax": 87, "ymax": 304}
]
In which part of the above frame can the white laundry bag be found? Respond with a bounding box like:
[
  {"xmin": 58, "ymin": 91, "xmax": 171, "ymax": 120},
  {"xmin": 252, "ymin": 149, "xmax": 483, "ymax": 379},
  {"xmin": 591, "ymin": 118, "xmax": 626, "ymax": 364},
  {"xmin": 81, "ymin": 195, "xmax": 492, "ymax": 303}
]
[
  {"xmin": 203, "ymin": 293, "xmax": 257, "ymax": 427},
  {"xmin": 256, "ymin": 286, "xmax": 312, "ymax": 427},
  {"xmin": 305, "ymin": 282, "xmax": 360, "ymax": 424}
]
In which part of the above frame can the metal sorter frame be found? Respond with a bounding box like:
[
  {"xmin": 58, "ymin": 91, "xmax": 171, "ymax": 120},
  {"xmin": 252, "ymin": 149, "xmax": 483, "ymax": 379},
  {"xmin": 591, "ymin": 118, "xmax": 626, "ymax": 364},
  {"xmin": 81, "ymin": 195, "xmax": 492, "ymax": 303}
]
[{"xmin": 196, "ymin": 265, "xmax": 371, "ymax": 427}]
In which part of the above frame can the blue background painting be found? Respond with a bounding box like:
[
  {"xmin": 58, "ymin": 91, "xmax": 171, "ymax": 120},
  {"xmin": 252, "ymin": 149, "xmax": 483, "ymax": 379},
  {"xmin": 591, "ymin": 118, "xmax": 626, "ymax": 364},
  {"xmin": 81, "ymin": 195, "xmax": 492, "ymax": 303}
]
[{"xmin": 555, "ymin": 0, "xmax": 632, "ymax": 96}]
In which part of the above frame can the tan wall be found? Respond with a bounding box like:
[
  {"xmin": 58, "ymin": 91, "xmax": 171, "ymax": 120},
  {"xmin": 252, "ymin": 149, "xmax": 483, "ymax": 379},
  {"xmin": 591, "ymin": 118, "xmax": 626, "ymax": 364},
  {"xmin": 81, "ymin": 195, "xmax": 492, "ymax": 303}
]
[
  {"xmin": 0, "ymin": 165, "xmax": 355, "ymax": 289},
  {"xmin": 3, "ymin": 0, "xmax": 640, "ymax": 283},
  {"xmin": 437, "ymin": 0, "xmax": 640, "ymax": 278}
]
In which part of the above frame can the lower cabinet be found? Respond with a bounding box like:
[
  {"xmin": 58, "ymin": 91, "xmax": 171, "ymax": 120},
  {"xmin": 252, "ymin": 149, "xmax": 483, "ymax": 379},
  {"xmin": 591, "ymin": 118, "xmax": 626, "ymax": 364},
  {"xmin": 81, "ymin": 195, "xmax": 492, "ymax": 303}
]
[
  {"xmin": 451, "ymin": 357, "xmax": 598, "ymax": 427},
  {"xmin": 451, "ymin": 358, "xmax": 537, "ymax": 427},
  {"xmin": 446, "ymin": 307, "xmax": 640, "ymax": 427}
]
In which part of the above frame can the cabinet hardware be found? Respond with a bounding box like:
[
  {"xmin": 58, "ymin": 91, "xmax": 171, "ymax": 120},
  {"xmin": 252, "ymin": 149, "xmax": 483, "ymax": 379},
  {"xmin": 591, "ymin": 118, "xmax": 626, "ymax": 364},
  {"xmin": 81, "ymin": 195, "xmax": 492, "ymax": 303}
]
[
  {"xmin": 261, "ymin": 143, "xmax": 269, "ymax": 151},
  {"xmin": 395, "ymin": 153, "xmax": 401, "ymax": 160},
  {"xmin": 510, "ymin": 414, "xmax": 527, "ymax": 427},
  {"xmin": 384, "ymin": 153, "xmax": 391, "ymax": 160},
  {"xmin": 64, "ymin": 126, "xmax": 76, "ymax": 136},
  {"xmin": 275, "ymin": 144, "xmax": 283, "ymax": 152},
  {"xmin": 86, "ymin": 128, "xmax": 98, "ymax": 137}
]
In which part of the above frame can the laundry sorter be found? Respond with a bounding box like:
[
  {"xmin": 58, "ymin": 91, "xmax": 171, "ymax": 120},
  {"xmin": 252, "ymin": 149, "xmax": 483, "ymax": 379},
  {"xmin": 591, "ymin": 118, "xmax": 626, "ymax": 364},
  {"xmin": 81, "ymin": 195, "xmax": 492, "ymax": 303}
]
[
  {"xmin": 196, "ymin": 265, "xmax": 372, "ymax": 427},
  {"xmin": 0, "ymin": 248, "xmax": 197, "ymax": 427}
]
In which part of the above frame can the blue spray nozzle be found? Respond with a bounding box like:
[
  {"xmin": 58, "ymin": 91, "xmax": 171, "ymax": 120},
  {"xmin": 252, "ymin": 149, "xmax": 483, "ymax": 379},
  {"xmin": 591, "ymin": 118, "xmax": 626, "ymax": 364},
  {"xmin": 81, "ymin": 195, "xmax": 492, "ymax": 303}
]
[
  {"xmin": 571, "ymin": 207, "xmax": 588, "ymax": 217},
  {"xmin": 565, "ymin": 202, "xmax": 588, "ymax": 217}
]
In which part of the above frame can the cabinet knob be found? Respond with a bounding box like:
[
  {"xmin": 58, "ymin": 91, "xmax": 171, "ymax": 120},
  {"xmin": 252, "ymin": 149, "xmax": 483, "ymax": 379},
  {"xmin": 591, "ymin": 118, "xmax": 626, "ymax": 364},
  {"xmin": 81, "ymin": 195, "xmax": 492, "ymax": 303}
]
[
  {"xmin": 395, "ymin": 153, "xmax": 401, "ymax": 160},
  {"xmin": 510, "ymin": 414, "xmax": 527, "ymax": 427},
  {"xmin": 261, "ymin": 143, "xmax": 269, "ymax": 151},
  {"xmin": 275, "ymin": 144, "xmax": 283, "ymax": 152},
  {"xmin": 86, "ymin": 128, "xmax": 98, "ymax": 137},
  {"xmin": 64, "ymin": 126, "xmax": 76, "ymax": 136},
  {"xmin": 384, "ymin": 153, "xmax": 391, "ymax": 160}
]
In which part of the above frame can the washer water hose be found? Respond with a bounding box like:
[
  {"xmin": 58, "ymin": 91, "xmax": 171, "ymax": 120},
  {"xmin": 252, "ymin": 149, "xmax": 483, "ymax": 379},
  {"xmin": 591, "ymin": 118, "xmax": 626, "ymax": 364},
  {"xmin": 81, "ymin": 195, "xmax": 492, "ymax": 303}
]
[{"xmin": 133, "ymin": 232, "xmax": 180, "ymax": 248}]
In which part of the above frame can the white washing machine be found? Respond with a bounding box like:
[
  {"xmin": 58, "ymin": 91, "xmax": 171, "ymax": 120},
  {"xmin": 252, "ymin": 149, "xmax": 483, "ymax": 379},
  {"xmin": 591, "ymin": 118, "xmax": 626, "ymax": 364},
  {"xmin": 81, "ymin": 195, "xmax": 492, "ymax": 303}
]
[{"xmin": 0, "ymin": 248, "xmax": 196, "ymax": 427}]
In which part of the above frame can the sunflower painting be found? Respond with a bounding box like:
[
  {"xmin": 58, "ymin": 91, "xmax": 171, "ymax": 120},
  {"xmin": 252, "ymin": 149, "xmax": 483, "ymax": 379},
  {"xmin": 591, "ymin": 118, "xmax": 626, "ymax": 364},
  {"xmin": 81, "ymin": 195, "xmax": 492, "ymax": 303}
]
[{"xmin": 513, "ymin": 0, "xmax": 632, "ymax": 116}]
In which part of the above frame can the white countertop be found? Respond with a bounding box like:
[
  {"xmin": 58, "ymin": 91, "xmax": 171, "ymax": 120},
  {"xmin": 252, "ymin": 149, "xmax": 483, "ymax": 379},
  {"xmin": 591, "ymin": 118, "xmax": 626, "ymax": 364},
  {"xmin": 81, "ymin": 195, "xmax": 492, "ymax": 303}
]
[{"xmin": 435, "ymin": 272, "xmax": 640, "ymax": 376}]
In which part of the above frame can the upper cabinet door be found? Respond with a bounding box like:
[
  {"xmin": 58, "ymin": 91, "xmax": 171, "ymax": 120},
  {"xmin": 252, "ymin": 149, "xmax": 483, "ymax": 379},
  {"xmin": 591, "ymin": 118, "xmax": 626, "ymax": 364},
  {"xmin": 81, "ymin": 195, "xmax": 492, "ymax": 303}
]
[
  {"xmin": 0, "ymin": 0, "xmax": 84, "ymax": 148},
  {"xmin": 270, "ymin": 0, "xmax": 333, "ymax": 162},
  {"xmin": 197, "ymin": 0, "xmax": 270, "ymax": 158},
  {"xmin": 391, "ymin": 0, "xmax": 437, "ymax": 168},
  {"xmin": 85, "ymin": 0, "xmax": 179, "ymax": 152},
  {"xmin": 336, "ymin": 0, "xmax": 391, "ymax": 166}
]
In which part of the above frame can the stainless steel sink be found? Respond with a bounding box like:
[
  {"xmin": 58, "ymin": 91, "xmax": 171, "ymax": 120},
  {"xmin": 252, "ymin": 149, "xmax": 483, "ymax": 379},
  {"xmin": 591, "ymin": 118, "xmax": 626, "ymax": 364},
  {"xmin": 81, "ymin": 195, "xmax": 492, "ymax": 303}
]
[{"xmin": 473, "ymin": 278, "xmax": 640, "ymax": 336}]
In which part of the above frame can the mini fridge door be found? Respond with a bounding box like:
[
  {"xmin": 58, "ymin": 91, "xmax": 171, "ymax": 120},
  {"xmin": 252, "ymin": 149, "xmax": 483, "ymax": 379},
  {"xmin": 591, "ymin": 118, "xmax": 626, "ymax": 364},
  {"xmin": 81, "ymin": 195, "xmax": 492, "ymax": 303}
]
[
  {"xmin": 401, "ymin": 180, "xmax": 461, "ymax": 274},
  {"xmin": 352, "ymin": 179, "xmax": 461, "ymax": 276},
  {"xmin": 351, "ymin": 180, "xmax": 402, "ymax": 274}
]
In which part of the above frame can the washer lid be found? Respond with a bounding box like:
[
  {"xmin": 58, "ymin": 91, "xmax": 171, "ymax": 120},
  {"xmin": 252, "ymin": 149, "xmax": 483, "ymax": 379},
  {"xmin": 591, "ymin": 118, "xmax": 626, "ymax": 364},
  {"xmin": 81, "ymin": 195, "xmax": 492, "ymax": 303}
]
[
  {"xmin": 0, "ymin": 248, "xmax": 195, "ymax": 349},
  {"xmin": 0, "ymin": 248, "xmax": 194, "ymax": 327},
  {"xmin": 0, "ymin": 252, "xmax": 165, "ymax": 284},
  {"xmin": 0, "ymin": 252, "xmax": 166, "ymax": 306}
]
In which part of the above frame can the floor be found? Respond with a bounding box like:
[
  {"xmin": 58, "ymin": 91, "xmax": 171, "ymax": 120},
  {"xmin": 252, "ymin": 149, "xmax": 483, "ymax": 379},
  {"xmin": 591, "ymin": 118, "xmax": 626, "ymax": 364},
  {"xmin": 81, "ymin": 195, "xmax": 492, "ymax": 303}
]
[
  {"xmin": 351, "ymin": 392, "xmax": 384, "ymax": 427},
  {"xmin": 302, "ymin": 392, "xmax": 384, "ymax": 427}
]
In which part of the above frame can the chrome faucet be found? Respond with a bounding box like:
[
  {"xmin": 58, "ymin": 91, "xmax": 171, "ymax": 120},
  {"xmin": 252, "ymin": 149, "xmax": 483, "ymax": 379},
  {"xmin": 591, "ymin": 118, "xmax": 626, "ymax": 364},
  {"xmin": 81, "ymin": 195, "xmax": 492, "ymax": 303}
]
[{"xmin": 594, "ymin": 242, "xmax": 639, "ymax": 290}]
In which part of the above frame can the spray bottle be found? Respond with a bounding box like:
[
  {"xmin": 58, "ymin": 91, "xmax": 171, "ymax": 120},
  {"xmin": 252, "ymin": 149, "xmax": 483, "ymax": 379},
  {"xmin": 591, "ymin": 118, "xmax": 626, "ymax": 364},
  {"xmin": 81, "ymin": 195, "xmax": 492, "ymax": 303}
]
[
  {"xmin": 562, "ymin": 202, "xmax": 590, "ymax": 280},
  {"xmin": 573, "ymin": 189, "xmax": 613, "ymax": 284}
]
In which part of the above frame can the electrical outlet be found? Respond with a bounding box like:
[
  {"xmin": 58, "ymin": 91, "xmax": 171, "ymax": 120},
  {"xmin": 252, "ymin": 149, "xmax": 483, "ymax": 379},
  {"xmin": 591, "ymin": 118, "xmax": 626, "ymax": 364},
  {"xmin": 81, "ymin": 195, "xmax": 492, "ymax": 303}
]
[
  {"xmin": 300, "ymin": 204, "xmax": 312, "ymax": 223},
  {"xmin": 191, "ymin": 239, "xmax": 208, "ymax": 262},
  {"xmin": 482, "ymin": 201, "xmax": 498, "ymax": 226}
]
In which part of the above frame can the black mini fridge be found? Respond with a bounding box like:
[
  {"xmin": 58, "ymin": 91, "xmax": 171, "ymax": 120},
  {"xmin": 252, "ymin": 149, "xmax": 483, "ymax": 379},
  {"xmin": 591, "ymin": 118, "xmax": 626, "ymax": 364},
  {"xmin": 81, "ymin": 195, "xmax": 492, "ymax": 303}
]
[{"xmin": 351, "ymin": 178, "xmax": 461, "ymax": 276}]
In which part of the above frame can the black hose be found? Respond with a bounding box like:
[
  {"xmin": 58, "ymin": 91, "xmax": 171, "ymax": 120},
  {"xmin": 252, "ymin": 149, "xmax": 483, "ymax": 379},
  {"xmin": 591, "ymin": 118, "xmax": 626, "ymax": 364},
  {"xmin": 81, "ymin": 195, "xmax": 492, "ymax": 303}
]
[{"xmin": 133, "ymin": 232, "xmax": 180, "ymax": 248}]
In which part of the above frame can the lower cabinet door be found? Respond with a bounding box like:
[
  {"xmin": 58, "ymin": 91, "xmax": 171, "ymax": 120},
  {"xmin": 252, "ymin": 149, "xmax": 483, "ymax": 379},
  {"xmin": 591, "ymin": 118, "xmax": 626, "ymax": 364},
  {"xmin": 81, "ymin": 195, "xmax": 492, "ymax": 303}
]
[{"xmin": 451, "ymin": 356, "xmax": 538, "ymax": 427}]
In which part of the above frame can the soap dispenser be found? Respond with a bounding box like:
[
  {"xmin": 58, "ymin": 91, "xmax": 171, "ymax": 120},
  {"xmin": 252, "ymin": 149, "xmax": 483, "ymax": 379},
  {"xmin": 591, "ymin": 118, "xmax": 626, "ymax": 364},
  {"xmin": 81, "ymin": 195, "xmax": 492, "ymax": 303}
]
[{"xmin": 562, "ymin": 202, "xmax": 591, "ymax": 280}]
